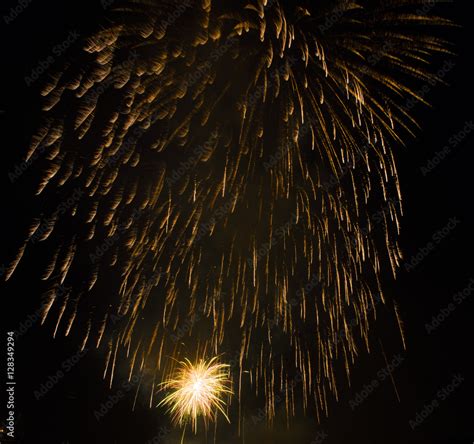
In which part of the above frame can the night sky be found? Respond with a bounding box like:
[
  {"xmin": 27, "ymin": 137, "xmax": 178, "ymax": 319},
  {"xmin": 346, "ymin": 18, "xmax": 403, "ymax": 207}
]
[{"xmin": 1, "ymin": 1, "xmax": 473, "ymax": 443}]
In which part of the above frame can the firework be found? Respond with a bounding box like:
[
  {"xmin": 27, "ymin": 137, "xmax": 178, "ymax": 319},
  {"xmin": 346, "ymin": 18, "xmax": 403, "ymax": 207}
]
[
  {"xmin": 6, "ymin": 0, "xmax": 449, "ymax": 423},
  {"xmin": 159, "ymin": 357, "xmax": 232, "ymax": 433}
]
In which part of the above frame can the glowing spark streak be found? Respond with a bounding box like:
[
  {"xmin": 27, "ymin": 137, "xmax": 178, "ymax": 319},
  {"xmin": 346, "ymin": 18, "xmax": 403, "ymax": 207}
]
[{"xmin": 159, "ymin": 357, "xmax": 233, "ymax": 433}]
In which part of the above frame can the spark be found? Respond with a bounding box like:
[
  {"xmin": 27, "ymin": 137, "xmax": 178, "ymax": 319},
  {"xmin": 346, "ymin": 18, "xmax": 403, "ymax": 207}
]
[
  {"xmin": 159, "ymin": 357, "xmax": 232, "ymax": 433},
  {"xmin": 5, "ymin": 0, "xmax": 450, "ymax": 423}
]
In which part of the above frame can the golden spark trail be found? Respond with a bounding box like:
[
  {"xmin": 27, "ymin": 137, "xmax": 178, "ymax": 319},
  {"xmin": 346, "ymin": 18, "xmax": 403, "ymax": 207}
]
[
  {"xmin": 5, "ymin": 0, "xmax": 450, "ymax": 425},
  {"xmin": 159, "ymin": 357, "xmax": 232, "ymax": 433}
]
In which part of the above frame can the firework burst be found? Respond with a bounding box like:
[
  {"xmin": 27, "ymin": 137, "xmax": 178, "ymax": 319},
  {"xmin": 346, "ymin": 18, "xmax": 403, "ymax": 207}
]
[
  {"xmin": 159, "ymin": 357, "xmax": 232, "ymax": 433},
  {"xmin": 5, "ymin": 0, "xmax": 450, "ymax": 423}
]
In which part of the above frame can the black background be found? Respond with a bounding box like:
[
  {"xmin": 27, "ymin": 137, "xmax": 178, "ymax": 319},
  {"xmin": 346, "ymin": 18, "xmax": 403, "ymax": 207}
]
[{"xmin": 1, "ymin": 1, "xmax": 473, "ymax": 443}]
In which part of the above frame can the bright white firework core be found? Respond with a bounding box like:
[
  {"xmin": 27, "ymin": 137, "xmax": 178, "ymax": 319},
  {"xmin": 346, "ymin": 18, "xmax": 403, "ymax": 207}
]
[{"xmin": 159, "ymin": 357, "xmax": 233, "ymax": 433}]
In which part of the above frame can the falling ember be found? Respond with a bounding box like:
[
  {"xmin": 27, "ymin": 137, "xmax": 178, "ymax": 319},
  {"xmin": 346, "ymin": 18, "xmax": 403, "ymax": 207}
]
[
  {"xmin": 158, "ymin": 357, "xmax": 233, "ymax": 433},
  {"xmin": 6, "ymin": 0, "xmax": 450, "ymax": 422}
]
